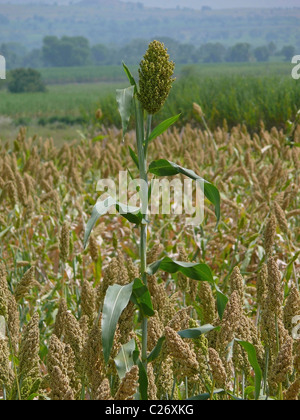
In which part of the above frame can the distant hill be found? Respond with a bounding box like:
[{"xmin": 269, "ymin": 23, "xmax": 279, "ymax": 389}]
[
  {"xmin": 0, "ymin": 0, "xmax": 299, "ymax": 49},
  {"xmin": 1, "ymin": 0, "xmax": 299, "ymax": 7},
  {"xmin": 119, "ymin": 0, "xmax": 300, "ymax": 9}
]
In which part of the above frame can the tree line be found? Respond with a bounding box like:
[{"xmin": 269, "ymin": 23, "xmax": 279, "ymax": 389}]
[{"xmin": 0, "ymin": 36, "xmax": 296, "ymax": 69}]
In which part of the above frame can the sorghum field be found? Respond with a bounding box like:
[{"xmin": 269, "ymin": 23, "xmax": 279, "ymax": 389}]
[
  {"xmin": 0, "ymin": 120, "xmax": 299, "ymax": 400},
  {"xmin": 0, "ymin": 41, "xmax": 299, "ymax": 402}
]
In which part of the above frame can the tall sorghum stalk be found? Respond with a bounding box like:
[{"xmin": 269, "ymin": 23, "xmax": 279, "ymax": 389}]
[
  {"xmin": 135, "ymin": 102, "xmax": 150, "ymax": 367},
  {"xmin": 134, "ymin": 41, "xmax": 174, "ymax": 367},
  {"xmin": 84, "ymin": 40, "xmax": 219, "ymax": 400}
]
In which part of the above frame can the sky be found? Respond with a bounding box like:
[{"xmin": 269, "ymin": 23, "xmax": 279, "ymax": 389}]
[
  {"xmin": 120, "ymin": 0, "xmax": 300, "ymax": 9},
  {"xmin": 1, "ymin": 0, "xmax": 298, "ymax": 6}
]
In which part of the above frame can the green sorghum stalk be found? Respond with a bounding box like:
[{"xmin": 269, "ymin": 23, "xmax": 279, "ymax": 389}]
[{"xmin": 135, "ymin": 40, "xmax": 175, "ymax": 372}]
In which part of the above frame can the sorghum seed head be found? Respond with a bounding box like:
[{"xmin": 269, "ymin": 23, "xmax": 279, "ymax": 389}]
[{"xmin": 138, "ymin": 40, "xmax": 175, "ymax": 115}]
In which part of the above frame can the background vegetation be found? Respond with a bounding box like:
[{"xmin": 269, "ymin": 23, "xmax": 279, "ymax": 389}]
[
  {"xmin": 0, "ymin": 37, "xmax": 295, "ymax": 70},
  {"xmin": 0, "ymin": 62, "xmax": 299, "ymax": 137},
  {"xmin": 0, "ymin": 1, "xmax": 299, "ymax": 50}
]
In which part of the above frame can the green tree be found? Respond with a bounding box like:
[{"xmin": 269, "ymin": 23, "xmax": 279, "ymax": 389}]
[
  {"xmin": 254, "ymin": 46, "xmax": 270, "ymax": 62},
  {"xmin": 118, "ymin": 39, "xmax": 149, "ymax": 65},
  {"xmin": 280, "ymin": 45, "xmax": 296, "ymax": 62},
  {"xmin": 7, "ymin": 68, "xmax": 46, "ymax": 93},
  {"xmin": 199, "ymin": 43, "xmax": 226, "ymax": 63},
  {"xmin": 0, "ymin": 42, "xmax": 26, "ymax": 69},
  {"xmin": 91, "ymin": 44, "xmax": 112, "ymax": 65},
  {"xmin": 268, "ymin": 41, "xmax": 277, "ymax": 56},
  {"xmin": 22, "ymin": 49, "xmax": 43, "ymax": 68},
  {"xmin": 42, "ymin": 36, "xmax": 90, "ymax": 67},
  {"xmin": 226, "ymin": 43, "xmax": 252, "ymax": 63}
]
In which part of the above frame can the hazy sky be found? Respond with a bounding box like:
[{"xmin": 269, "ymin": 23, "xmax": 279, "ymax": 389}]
[
  {"xmin": 120, "ymin": 0, "xmax": 300, "ymax": 8},
  {"xmin": 1, "ymin": 0, "xmax": 298, "ymax": 6}
]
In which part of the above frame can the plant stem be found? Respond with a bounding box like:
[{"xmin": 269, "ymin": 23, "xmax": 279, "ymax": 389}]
[
  {"xmin": 185, "ymin": 377, "xmax": 189, "ymax": 399},
  {"xmin": 144, "ymin": 114, "xmax": 153, "ymax": 157},
  {"xmin": 278, "ymin": 383, "xmax": 283, "ymax": 401},
  {"xmin": 210, "ymin": 380, "xmax": 215, "ymax": 401},
  {"xmin": 264, "ymin": 347, "xmax": 270, "ymax": 396},
  {"xmin": 135, "ymin": 100, "xmax": 150, "ymax": 375},
  {"xmin": 7, "ymin": 326, "xmax": 21, "ymax": 401},
  {"xmin": 275, "ymin": 315, "xmax": 280, "ymax": 355},
  {"xmin": 242, "ymin": 372, "xmax": 245, "ymax": 400}
]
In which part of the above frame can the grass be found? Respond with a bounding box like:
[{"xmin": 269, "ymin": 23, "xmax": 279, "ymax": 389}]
[
  {"xmin": 38, "ymin": 62, "xmax": 294, "ymax": 84},
  {"xmin": 38, "ymin": 66, "xmax": 132, "ymax": 85},
  {"xmin": 0, "ymin": 82, "xmax": 123, "ymax": 118},
  {"xmin": 0, "ymin": 62, "xmax": 298, "ymax": 140}
]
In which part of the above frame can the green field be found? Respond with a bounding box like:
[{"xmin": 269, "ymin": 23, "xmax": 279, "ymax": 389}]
[
  {"xmin": 0, "ymin": 62, "xmax": 299, "ymax": 141},
  {"xmin": 38, "ymin": 66, "xmax": 131, "ymax": 85},
  {"xmin": 38, "ymin": 62, "xmax": 293, "ymax": 84}
]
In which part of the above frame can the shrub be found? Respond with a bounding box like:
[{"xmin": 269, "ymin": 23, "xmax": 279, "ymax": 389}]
[{"xmin": 7, "ymin": 68, "xmax": 46, "ymax": 93}]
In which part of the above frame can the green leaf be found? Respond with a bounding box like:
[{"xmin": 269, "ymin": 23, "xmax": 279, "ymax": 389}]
[
  {"xmin": 147, "ymin": 336, "xmax": 166, "ymax": 363},
  {"xmin": 84, "ymin": 196, "xmax": 114, "ymax": 248},
  {"xmin": 131, "ymin": 278, "xmax": 154, "ymax": 317},
  {"xmin": 215, "ymin": 285, "xmax": 228, "ymax": 320},
  {"xmin": 178, "ymin": 324, "xmax": 219, "ymax": 339},
  {"xmin": 147, "ymin": 114, "xmax": 181, "ymax": 143},
  {"xmin": 115, "ymin": 338, "xmax": 136, "ymax": 379},
  {"xmin": 122, "ymin": 62, "xmax": 137, "ymax": 93},
  {"xmin": 285, "ymin": 251, "xmax": 300, "ymax": 281},
  {"xmin": 115, "ymin": 202, "xmax": 142, "ymax": 225},
  {"xmin": 226, "ymin": 392, "xmax": 245, "ymax": 401},
  {"xmin": 132, "ymin": 343, "xmax": 148, "ymax": 400},
  {"xmin": 0, "ymin": 225, "xmax": 12, "ymax": 239},
  {"xmin": 148, "ymin": 159, "xmax": 220, "ymax": 223},
  {"xmin": 235, "ymin": 340, "xmax": 262, "ymax": 401},
  {"xmin": 188, "ymin": 389, "xmax": 224, "ymax": 400},
  {"xmin": 137, "ymin": 358, "xmax": 148, "ymax": 400},
  {"xmin": 102, "ymin": 282, "xmax": 134, "ymax": 364},
  {"xmin": 116, "ymin": 85, "xmax": 135, "ymax": 137},
  {"xmin": 147, "ymin": 257, "xmax": 214, "ymax": 283},
  {"xmin": 128, "ymin": 146, "xmax": 139, "ymax": 170},
  {"xmin": 92, "ymin": 135, "xmax": 105, "ymax": 143},
  {"xmin": 84, "ymin": 196, "xmax": 142, "ymax": 248}
]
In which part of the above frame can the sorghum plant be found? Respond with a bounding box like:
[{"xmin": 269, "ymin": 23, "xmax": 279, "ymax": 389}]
[{"xmin": 84, "ymin": 40, "xmax": 221, "ymax": 399}]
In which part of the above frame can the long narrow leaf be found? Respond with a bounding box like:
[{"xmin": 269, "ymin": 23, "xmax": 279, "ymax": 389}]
[
  {"xmin": 128, "ymin": 146, "xmax": 139, "ymax": 170},
  {"xmin": 147, "ymin": 336, "xmax": 166, "ymax": 363},
  {"xmin": 84, "ymin": 196, "xmax": 115, "ymax": 248},
  {"xmin": 235, "ymin": 339, "xmax": 262, "ymax": 400},
  {"xmin": 132, "ymin": 343, "xmax": 148, "ymax": 400},
  {"xmin": 102, "ymin": 282, "xmax": 134, "ymax": 364},
  {"xmin": 115, "ymin": 339, "xmax": 136, "ymax": 379},
  {"xmin": 137, "ymin": 359, "xmax": 148, "ymax": 401},
  {"xmin": 215, "ymin": 285, "xmax": 229, "ymax": 320},
  {"xmin": 147, "ymin": 114, "xmax": 181, "ymax": 143},
  {"xmin": 122, "ymin": 62, "xmax": 137, "ymax": 93},
  {"xmin": 116, "ymin": 85, "xmax": 135, "ymax": 137},
  {"xmin": 148, "ymin": 159, "xmax": 220, "ymax": 223},
  {"xmin": 178, "ymin": 324, "xmax": 219, "ymax": 339},
  {"xmin": 84, "ymin": 196, "xmax": 142, "ymax": 248},
  {"xmin": 146, "ymin": 257, "xmax": 214, "ymax": 283},
  {"xmin": 188, "ymin": 389, "xmax": 224, "ymax": 400},
  {"xmin": 131, "ymin": 278, "xmax": 154, "ymax": 317}
]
